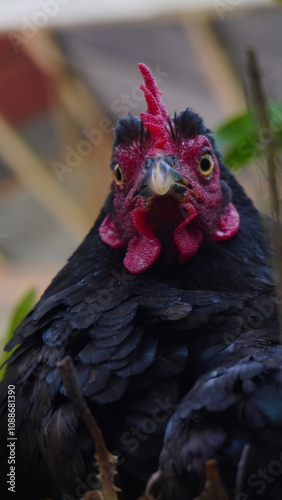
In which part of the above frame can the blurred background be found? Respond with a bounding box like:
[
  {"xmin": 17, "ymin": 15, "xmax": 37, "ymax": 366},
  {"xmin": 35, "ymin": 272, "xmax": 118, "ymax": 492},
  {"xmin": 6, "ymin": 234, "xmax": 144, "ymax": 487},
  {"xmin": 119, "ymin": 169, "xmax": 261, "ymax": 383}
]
[{"xmin": 0, "ymin": 0, "xmax": 281, "ymax": 336}]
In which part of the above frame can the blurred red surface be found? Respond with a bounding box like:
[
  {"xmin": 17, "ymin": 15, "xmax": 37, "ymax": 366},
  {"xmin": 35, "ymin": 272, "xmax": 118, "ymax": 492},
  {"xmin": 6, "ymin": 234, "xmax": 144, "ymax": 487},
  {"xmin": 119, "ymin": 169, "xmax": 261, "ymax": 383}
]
[{"xmin": 0, "ymin": 35, "xmax": 49, "ymax": 126}]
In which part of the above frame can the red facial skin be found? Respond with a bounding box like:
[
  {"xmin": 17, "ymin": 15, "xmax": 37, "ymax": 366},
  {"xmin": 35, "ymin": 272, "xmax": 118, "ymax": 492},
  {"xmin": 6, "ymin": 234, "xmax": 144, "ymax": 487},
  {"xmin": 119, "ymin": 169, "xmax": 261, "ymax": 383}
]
[
  {"xmin": 99, "ymin": 64, "xmax": 240, "ymax": 274},
  {"xmin": 99, "ymin": 134, "xmax": 240, "ymax": 274}
]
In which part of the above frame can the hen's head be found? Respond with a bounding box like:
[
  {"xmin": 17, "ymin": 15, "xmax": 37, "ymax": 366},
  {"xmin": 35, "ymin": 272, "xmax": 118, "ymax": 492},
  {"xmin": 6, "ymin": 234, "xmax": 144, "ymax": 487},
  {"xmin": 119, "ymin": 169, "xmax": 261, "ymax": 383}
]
[{"xmin": 99, "ymin": 63, "xmax": 240, "ymax": 273}]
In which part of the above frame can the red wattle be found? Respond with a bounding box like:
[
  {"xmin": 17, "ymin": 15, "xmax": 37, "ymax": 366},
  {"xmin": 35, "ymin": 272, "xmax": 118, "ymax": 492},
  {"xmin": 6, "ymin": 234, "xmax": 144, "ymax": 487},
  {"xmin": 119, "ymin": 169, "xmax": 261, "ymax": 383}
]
[
  {"xmin": 173, "ymin": 206, "xmax": 203, "ymax": 263},
  {"xmin": 124, "ymin": 234, "xmax": 161, "ymax": 273},
  {"xmin": 123, "ymin": 207, "xmax": 161, "ymax": 273},
  {"xmin": 99, "ymin": 202, "xmax": 240, "ymax": 274},
  {"xmin": 210, "ymin": 202, "xmax": 240, "ymax": 241}
]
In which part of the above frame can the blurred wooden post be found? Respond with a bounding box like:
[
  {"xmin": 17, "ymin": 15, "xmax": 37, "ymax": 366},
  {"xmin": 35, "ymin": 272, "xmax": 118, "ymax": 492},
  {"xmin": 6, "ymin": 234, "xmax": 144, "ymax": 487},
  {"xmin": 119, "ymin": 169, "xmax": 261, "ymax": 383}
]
[
  {"xmin": 0, "ymin": 113, "xmax": 93, "ymax": 242},
  {"xmin": 22, "ymin": 31, "xmax": 113, "ymax": 214}
]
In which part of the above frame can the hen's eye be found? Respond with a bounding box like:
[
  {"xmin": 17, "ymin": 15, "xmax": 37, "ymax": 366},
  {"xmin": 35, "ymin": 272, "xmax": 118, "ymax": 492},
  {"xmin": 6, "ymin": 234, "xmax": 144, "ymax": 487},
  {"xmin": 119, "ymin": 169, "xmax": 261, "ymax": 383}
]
[
  {"xmin": 198, "ymin": 154, "xmax": 214, "ymax": 176},
  {"xmin": 113, "ymin": 164, "xmax": 124, "ymax": 185}
]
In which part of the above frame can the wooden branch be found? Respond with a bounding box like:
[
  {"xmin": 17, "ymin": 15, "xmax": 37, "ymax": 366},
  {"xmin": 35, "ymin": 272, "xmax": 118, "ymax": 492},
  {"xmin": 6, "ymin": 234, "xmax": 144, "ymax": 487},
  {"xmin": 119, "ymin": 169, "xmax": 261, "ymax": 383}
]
[
  {"xmin": 246, "ymin": 49, "xmax": 280, "ymax": 222},
  {"xmin": 57, "ymin": 356, "xmax": 119, "ymax": 500},
  {"xmin": 246, "ymin": 48, "xmax": 282, "ymax": 336},
  {"xmin": 194, "ymin": 459, "xmax": 229, "ymax": 500},
  {"xmin": 0, "ymin": 113, "xmax": 93, "ymax": 242},
  {"xmin": 143, "ymin": 461, "xmax": 229, "ymax": 500},
  {"xmin": 234, "ymin": 444, "xmax": 251, "ymax": 499},
  {"xmin": 22, "ymin": 31, "xmax": 113, "ymax": 215},
  {"xmin": 82, "ymin": 492, "xmax": 104, "ymax": 500},
  {"xmin": 184, "ymin": 18, "xmax": 245, "ymax": 116}
]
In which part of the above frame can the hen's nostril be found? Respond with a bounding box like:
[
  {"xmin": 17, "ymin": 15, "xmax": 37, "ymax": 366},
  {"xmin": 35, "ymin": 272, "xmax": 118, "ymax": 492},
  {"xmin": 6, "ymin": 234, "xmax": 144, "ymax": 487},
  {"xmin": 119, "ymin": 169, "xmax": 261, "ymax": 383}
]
[
  {"xmin": 165, "ymin": 155, "xmax": 176, "ymax": 167},
  {"xmin": 145, "ymin": 158, "xmax": 154, "ymax": 169}
]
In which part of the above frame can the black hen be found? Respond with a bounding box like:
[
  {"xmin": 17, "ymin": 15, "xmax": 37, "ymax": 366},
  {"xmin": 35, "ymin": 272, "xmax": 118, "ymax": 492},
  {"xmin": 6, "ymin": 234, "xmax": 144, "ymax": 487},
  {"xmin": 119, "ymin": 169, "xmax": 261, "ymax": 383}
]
[{"xmin": 0, "ymin": 64, "xmax": 279, "ymax": 500}]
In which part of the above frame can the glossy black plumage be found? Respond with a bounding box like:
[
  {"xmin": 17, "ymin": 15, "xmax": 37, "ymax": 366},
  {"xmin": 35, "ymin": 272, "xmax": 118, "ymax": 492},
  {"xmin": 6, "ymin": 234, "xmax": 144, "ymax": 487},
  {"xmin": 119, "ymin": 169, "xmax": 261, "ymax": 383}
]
[{"xmin": 0, "ymin": 109, "xmax": 280, "ymax": 500}]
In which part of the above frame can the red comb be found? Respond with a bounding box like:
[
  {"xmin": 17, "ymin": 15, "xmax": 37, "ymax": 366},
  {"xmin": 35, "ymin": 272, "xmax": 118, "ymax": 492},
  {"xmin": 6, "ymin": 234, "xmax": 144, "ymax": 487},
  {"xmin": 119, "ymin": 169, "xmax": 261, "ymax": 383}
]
[{"xmin": 138, "ymin": 63, "xmax": 169, "ymax": 148}]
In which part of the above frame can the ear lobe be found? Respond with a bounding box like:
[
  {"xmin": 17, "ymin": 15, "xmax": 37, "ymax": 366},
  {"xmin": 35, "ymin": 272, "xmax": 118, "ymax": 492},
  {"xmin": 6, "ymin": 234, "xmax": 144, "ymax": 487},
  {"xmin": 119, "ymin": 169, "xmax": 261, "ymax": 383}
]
[
  {"xmin": 99, "ymin": 215, "xmax": 126, "ymax": 248},
  {"xmin": 210, "ymin": 202, "xmax": 240, "ymax": 241}
]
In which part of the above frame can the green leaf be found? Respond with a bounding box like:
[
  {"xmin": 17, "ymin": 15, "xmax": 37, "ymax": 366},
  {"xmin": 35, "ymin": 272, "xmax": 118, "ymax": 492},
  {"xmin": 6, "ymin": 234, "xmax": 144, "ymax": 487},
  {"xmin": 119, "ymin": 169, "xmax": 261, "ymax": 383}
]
[
  {"xmin": 215, "ymin": 101, "xmax": 282, "ymax": 170},
  {"xmin": 0, "ymin": 288, "xmax": 37, "ymax": 381},
  {"xmin": 215, "ymin": 112, "xmax": 253, "ymax": 157}
]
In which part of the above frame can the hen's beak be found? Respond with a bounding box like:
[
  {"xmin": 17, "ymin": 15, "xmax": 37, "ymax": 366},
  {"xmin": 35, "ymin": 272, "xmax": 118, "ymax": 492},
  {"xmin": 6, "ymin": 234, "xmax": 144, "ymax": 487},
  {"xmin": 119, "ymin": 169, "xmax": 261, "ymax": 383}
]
[{"xmin": 133, "ymin": 157, "xmax": 194, "ymax": 204}]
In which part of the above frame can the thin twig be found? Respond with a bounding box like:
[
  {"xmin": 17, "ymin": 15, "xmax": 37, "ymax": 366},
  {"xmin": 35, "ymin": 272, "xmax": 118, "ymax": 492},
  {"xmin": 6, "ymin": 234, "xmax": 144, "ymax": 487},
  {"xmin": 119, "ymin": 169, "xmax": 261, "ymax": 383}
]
[
  {"xmin": 82, "ymin": 492, "xmax": 104, "ymax": 500},
  {"xmin": 246, "ymin": 48, "xmax": 282, "ymax": 337},
  {"xmin": 194, "ymin": 459, "xmax": 229, "ymax": 500},
  {"xmin": 57, "ymin": 356, "xmax": 119, "ymax": 500},
  {"xmin": 234, "ymin": 444, "xmax": 251, "ymax": 498}
]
